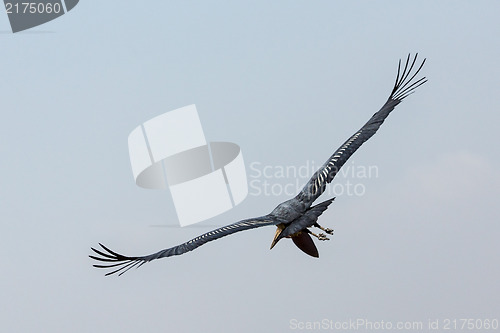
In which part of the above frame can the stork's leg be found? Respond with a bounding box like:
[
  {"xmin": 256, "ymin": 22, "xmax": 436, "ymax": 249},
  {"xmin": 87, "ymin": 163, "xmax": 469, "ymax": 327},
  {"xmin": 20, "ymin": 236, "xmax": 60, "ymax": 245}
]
[
  {"xmin": 309, "ymin": 230, "xmax": 330, "ymax": 241},
  {"xmin": 314, "ymin": 222, "xmax": 334, "ymax": 235}
]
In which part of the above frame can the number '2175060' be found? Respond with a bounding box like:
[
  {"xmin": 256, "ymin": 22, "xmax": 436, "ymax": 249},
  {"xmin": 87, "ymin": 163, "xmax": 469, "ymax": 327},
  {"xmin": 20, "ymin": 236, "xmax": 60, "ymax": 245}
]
[{"xmin": 5, "ymin": 2, "xmax": 62, "ymax": 14}]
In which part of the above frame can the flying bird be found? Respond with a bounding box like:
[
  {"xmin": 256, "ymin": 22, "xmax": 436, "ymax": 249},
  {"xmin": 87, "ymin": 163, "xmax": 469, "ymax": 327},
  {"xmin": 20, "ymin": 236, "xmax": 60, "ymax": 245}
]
[{"xmin": 91, "ymin": 54, "xmax": 427, "ymax": 276}]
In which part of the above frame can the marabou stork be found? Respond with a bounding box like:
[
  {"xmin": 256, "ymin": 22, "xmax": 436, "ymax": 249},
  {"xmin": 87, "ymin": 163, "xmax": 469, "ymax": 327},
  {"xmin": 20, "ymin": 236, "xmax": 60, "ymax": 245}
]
[{"xmin": 90, "ymin": 54, "xmax": 427, "ymax": 276}]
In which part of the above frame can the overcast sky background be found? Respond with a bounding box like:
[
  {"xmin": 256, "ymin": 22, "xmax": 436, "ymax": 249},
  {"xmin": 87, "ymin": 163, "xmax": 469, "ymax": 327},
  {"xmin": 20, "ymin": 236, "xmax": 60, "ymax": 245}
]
[{"xmin": 1, "ymin": 1, "xmax": 499, "ymax": 332}]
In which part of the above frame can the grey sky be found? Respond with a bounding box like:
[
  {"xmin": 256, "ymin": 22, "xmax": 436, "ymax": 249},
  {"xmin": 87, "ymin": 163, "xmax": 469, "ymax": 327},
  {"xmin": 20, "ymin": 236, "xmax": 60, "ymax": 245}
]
[{"xmin": 1, "ymin": 1, "xmax": 499, "ymax": 332}]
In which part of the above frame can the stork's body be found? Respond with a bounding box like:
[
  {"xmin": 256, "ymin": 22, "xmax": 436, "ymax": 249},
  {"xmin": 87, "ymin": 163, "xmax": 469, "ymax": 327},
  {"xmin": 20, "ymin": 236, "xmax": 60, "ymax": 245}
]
[{"xmin": 91, "ymin": 54, "xmax": 427, "ymax": 276}]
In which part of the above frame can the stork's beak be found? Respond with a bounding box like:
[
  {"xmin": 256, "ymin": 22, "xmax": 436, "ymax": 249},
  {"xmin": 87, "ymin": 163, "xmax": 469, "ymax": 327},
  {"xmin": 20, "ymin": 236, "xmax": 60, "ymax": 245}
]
[{"xmin": 270, "ymin": 224, "xmax": 285, "ymax": 249}]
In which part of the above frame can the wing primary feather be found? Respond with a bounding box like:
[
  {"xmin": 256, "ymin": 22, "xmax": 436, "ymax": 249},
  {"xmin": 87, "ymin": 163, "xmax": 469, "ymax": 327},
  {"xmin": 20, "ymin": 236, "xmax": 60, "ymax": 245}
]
[
  {"xmin": 107, "ymin": 260, "xmax": 139, "ymax": 276},
  {"xmin": 90, "ymin": 247, "xmax": 120, "ymax": 260},
  {"xmin": 89, "ymin": 255, "xmax": 119, "ymax": 263},
  {"xmin": 392, "ymin": 58, "xmax": 402, "ymax": 94},
  {"xmin": 136, "ymin": 260, "xmax": 148, "ymax": 269},
  {"xmin": 98, "ymin": 243, "xmax": 134, "ymax": 259},
  {"xmin": 118, "ymin": 261, "xmax": 143, "ymax": 276},
  {"xmin": 92, "ymin": 262, "xmax": 129, "ymax": 269},
  {"xmin": 395, "ymin": 54, "xmax": 411, "ymax": 90}
]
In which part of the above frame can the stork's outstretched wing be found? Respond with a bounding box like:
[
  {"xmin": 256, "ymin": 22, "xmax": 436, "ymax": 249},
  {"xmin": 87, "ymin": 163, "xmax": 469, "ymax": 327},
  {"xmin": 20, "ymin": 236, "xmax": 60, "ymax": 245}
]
[
  {"xmin": 90, "ymin": 215, "xmax": 281, "ymax": 276},
  {"xmin": 296, "ymin": 54, "xmax": 427, "ymax": 206}
]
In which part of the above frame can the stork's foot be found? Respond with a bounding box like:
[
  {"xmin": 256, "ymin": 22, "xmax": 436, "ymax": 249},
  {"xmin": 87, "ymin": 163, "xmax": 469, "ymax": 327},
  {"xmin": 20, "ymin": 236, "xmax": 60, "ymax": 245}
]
[
  {"xmin": 310, "ymin": 231, "xmax": 330, "ymax": 241},
  {"xmin": 323, "ymin": 228, "xmax": 334, "ymax": 235},
  {"xmin": 318, "ymin": 233, "xmax": 330, "ymax": 241}
]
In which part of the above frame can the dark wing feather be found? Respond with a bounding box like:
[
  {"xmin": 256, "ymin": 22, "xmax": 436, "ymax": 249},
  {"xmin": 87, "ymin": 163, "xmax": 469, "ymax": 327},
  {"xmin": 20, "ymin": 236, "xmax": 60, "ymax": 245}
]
[
  {"xmin": 292, "ymin": 233, "xmax": 319, "ymax": 258},
  {"xmin": 90, "ymin": 215, "xmax": 281, "ymax": 276},
  {"xmin": 296, "ymin": 54, "xmax": 427, "ymax": 206}
]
